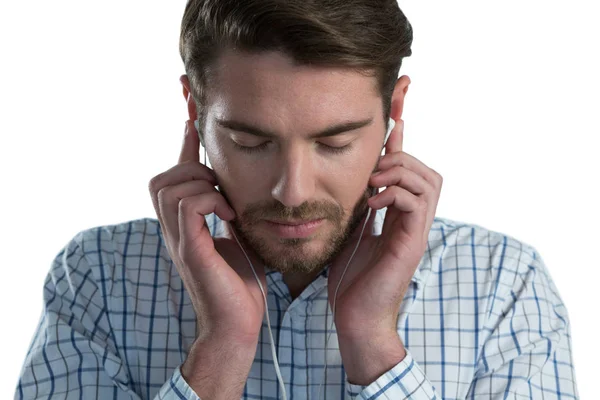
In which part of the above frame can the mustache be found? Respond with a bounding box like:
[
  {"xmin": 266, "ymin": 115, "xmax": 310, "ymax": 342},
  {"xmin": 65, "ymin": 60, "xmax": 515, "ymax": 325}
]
[
  {"xmin": 236, "ymin": 188, "xmax": 371, "ymax": 225},
  {"xmin": 218, "ymin": 183, "xmax": 372, "ymax": 225},
  {"xmin": 241, "ymin": 199, "xmax": 344, "ymax": 225}
]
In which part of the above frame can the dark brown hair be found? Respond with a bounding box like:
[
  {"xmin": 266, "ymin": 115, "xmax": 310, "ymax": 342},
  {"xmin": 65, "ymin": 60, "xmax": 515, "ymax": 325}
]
[{"xmin": 179, "ymin": 0, "xmax": 413, "ymax": 131}]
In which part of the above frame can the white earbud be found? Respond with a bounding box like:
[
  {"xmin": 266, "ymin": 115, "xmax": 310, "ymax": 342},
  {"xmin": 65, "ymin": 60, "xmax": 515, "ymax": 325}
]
[{"xmin": 384, "ymin": 117, "xmax": 395, "ymax": 146}]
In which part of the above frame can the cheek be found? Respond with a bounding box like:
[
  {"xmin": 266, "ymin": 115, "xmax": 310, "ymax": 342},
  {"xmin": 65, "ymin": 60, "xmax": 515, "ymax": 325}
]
[
  {"xmin": 321, "ymin": 163, "xmax": 371, "ymax": 213},
  {"xmin": 322, "ymin": 149, "xmax": 377, "ymax": 189},
  {"xmin": 209, "ymin": 151, "xmax": 267, "ymax": 209}
]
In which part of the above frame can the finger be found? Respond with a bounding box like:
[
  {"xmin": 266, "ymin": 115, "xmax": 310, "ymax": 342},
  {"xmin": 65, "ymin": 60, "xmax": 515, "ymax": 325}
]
[
  {"xmin": 370, "ymin": 165, "xmax": 439, "ymax": 245},
  {"xmin": 157, "ymin": 179, "xmax": 226, "ymax": 246},
  {"xmin": 149, "ymin": 166, "xmax": 217, "ymax": 234},
  {"xmin": 179, "ymin": 120, "xmax": 200, "ymax": 165},
  {"xmin": 150, "ymin": 162, "xmax": 217, "ymax": 211},
  {"xmin": 177, "ymin": 201, "xmax": 251, "ymax": 311},
  {"xmin": 422, "ymin": 189, "xmax": 441, "ymax": 245},
  {"xmin": 384, "ymin": 119, "xmax": 404, "ymax": 156},
  {"xmin": 377, "ymin": 151, "xmax": 441, "ymax": 187},
  {"xmin": 215, "ymin": 229, "xmax": 269, "ymax": 303},
  {"xmin": 345, "ymin": 200, "xmax": 379, "ymax": 242},
  {"xmin": 370, "ymin": 165, "xmax": 432, "ymax": 196},
  {"xmin": 369, "ymin": 186, "xmax": 428, "ymax": 250},
  {"xmin": 368, "ymin": 184, "xmax": 421, "ymax": 211},
  {"xmin": 178, "ymin": 191, "xmax": 240, "ymax": 268}
]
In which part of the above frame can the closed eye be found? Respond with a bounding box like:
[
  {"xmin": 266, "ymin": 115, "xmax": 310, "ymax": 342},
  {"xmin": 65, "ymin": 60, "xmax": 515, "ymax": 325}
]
[
  {"xmin": 231, "ymin": 141, "xmax": 270, "ymax": 153},
  {"xmin": 232, "ymin": 141, "xmax": 353, "ymax": 155}
]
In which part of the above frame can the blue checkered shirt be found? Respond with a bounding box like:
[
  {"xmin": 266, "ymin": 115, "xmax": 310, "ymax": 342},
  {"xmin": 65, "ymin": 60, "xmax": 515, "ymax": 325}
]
[{"xmin": 15, "ymin": 209, "xmax": 579, "ymax": 399}]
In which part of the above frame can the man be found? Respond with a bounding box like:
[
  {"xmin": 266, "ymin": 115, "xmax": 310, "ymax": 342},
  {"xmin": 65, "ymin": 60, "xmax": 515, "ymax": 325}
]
[{"xmin": 15, "ymin": 0, "xmax": 578, "ymax": 399}]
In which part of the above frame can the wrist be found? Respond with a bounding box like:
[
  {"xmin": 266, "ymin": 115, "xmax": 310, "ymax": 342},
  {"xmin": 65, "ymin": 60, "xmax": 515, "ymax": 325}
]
[
  {"xmin": 338, "ymin": 330, "xmax": 406, "ymax": 386},
  {"xmin": 181, "ymin": 335, "xmax": 257, "ymax": 399}
]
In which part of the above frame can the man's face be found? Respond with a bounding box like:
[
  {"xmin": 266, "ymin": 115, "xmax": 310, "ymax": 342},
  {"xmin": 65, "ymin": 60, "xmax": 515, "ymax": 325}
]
[{"xmin": 202, "ymin": 49, "xmax": 386, "ymax": 275}]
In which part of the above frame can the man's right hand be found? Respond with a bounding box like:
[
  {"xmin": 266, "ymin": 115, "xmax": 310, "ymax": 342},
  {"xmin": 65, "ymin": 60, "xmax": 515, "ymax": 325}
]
[{"xmin": 148, "ymin": 119, "xmax": 267, "ymax": 347}]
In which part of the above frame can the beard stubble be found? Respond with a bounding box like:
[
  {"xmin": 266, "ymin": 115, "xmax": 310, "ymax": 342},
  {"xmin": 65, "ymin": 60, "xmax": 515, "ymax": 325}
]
[{"xmin": 220, "ymin": 186, "xmax": 372, "ymax": 275}]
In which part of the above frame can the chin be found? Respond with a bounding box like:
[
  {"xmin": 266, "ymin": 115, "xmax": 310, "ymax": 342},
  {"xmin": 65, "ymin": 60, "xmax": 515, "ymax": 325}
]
[
  {"xmin": 251, "ymin": 230, "xmax": 339, "ymax": 274},
  {"xmin": 232, "ymin": 213, "xmax": 356, "ymax": 274}
]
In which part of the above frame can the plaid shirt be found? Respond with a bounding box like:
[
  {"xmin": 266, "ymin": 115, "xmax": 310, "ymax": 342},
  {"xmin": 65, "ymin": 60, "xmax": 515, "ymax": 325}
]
[{"xmin": 15, "ymin": 209, "xmax": 579, "ymax": 399}]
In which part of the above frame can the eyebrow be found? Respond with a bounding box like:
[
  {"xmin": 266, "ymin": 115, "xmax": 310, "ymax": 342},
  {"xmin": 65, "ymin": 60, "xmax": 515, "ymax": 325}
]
[{"xmin": 215, "ymin": 117, "xmax": 374, "ymax": 139}]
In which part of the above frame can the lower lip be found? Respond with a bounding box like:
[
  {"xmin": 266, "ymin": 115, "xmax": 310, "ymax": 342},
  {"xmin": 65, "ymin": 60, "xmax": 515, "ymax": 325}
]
[{"xmin": 264, "ymin": 219, "xmax": 324, "ymax": 238}]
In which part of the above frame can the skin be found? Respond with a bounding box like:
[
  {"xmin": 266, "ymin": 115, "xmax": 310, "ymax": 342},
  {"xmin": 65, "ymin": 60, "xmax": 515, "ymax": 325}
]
[{"xmin": 180, "ymin": 48, "xmax": 411, "ymax": 299}]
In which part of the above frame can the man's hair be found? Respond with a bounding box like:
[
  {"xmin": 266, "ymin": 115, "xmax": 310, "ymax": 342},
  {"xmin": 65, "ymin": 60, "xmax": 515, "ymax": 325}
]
[{"xmin": 179, "ymin": 0, "xmax": 413, "ymax": 131}]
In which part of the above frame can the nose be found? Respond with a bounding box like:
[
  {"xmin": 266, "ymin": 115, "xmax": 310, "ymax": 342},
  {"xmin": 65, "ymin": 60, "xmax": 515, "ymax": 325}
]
[{"xmin": 271, "ymin": 144, "xmax": 316, "ymax": 208}]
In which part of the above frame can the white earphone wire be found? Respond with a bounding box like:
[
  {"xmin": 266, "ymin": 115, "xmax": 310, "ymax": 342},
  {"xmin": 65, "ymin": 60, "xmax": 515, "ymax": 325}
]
[
  {"xmin": 317, "ymin": 205, "xmax": 372, "ymax": 400},
  {"xmin": 229, "ymin": 226, "xmax": 289, "ymax": 400}
]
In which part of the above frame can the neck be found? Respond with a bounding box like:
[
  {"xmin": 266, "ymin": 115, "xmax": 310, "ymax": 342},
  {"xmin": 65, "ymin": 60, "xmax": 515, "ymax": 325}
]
[{"xmin": 282, "ymin": 268, "xmax": 326, "ymax": 300}]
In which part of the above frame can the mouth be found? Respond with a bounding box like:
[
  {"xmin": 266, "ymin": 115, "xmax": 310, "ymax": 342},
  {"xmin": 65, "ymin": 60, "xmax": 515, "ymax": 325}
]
[{"xmin": 263, "ymin": 218, "xmax": 325, "ymax": 239}]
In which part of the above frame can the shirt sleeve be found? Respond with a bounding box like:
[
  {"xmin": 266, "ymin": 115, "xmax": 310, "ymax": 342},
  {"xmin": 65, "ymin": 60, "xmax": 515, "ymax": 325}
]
[
  {"xmin": 345, "ymin": 348, "xmax": 440, "ymax": 399},
  {"xmin": 466, "ymin": 249, "xmax": 579, "ymax": 399},
  {"xmin": 13, "ymin": 235, "xmax": 203, "ymax": 400}
]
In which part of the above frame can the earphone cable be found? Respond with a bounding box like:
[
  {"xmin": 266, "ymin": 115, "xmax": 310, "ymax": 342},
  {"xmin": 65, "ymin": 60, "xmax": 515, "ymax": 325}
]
[
  {"xmin": 229, "ymin": 226, "xmax": 289, "ymax": 400},
  {"xmin": 317, "ymin": 205, "xmax": 372, "ymax": 400}
]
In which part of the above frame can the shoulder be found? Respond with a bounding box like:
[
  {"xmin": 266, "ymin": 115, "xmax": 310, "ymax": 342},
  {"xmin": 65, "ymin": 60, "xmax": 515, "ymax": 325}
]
[
  {"xmin": 69, "ymin": 217, "xmax": 166, "ymax": 267},
  {"xmin": 432, "ymin": 215, "xmax": 540, "ymax": 266},
  {"xmin": 50, "ymin": 218, "xmax": 176, "ymax": 300},
  {"xmin": 426, "ymin": 215, "xmax": 554, "ymax": 298},
  {"xmin": 413, "ymin": 215, "xmax": 571, "ymax": 339},
  {"xmin": 62, "ymin": 214, "xmax": 225, "ymax": 287}
]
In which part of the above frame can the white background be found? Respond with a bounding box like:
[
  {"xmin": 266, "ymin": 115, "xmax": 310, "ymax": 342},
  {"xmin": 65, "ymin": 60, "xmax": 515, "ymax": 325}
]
[{"xmin": 1, "ymin": 0, "xmax": 597, "ymax": 398}]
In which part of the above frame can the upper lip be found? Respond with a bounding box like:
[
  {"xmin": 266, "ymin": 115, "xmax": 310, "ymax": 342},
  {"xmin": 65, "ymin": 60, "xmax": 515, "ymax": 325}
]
[{"xmin": 267, "ymin": 219, "xmax": 322, "ymax": 226}]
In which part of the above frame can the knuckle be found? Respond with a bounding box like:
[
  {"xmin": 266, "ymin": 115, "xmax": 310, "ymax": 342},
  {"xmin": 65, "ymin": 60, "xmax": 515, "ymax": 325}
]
[
  {"xmin": 148, "ymin": 176, "xmax": 160, "ymax": 194},
  {"xmin": 388, "ymin": 185, "xmax": 400, "ymax": 195},
  {"xmin": 397, "ymin": 175, "xmax": 407, "ymax": 188},
  {"xmin": 431, "ymin": 169, "xmax": 443, "ymax": 185},
  {"xmin": 179, "ymin": 196, "xmax": 193, "ymax": 213},
  {"xmin": 157, "ymin": 186, "xmax": 171, "ymax": 207}
]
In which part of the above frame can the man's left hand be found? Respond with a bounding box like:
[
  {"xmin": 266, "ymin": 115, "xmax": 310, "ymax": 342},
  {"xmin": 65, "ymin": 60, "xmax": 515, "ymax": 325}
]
[{"xmin": 328, "ymin": 119, "xmax": 443, "ymax": 340}]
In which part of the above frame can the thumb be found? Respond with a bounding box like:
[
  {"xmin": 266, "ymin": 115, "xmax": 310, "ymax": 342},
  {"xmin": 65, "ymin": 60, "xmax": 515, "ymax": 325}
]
[{"xmin": 178, "ymin": 120, "xmax": 200, "ymax": 164}]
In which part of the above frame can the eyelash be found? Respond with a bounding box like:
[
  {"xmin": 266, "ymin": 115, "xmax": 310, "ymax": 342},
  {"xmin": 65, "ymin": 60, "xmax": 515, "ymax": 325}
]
[{"xmin": 232, "ymin": 141, "xmax": 353, "ymax": 155}]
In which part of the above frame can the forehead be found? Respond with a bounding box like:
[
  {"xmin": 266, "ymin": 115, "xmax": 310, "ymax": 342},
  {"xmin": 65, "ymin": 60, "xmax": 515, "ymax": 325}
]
[{"xmin": 207, "ymin": 48, "xmax": 380, "ymax": 125}]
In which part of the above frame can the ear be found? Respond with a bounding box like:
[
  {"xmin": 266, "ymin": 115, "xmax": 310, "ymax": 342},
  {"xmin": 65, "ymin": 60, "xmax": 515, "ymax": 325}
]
[
  {"xmin": 180, "ymin": 74, "xmax": 199, "ymax": 123},
  {"xmin": 389, "ymin": 75, "xmax": 411, "ymax": 122},
  {"xmin": 181, "ymin": 74, "xmax": 205, "ymax": 146}
]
